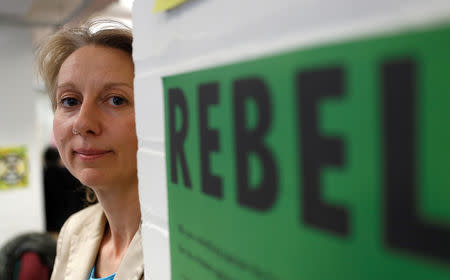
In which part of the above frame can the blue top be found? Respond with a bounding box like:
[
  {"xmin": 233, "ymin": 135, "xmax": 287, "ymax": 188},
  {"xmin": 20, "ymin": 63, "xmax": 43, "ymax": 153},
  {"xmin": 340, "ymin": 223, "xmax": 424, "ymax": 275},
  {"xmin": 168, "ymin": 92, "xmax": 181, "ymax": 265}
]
[{"xmin": 88, "ymin": 266, "xmax": 116, "ymax": 280}]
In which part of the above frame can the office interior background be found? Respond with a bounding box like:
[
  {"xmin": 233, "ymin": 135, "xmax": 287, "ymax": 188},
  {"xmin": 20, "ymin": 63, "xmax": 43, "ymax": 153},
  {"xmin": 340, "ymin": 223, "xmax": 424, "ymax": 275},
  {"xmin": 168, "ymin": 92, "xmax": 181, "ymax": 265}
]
[{"xmin": 0, "ymin": 0, "xmax": 449, "ymax": 279}]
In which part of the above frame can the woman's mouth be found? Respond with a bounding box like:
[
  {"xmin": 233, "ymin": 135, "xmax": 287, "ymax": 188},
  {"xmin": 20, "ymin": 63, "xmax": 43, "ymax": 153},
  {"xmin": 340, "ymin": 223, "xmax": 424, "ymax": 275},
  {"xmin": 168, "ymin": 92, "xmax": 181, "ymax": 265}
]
[{"xmin": 73, "ymin": 148, "xmax": 112, "ymax": 161}]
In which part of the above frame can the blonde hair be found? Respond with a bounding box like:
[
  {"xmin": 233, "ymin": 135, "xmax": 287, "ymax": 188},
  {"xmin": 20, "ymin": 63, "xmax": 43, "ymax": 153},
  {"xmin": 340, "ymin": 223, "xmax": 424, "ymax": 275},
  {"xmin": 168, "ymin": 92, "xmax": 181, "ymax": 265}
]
[
  {"xmin": 36, "ymin": 19, "xmax": 133, "ymax": 111},
  {"xmin": 37, "ymin": 20, "xmax": 133, "ymax": 204}
]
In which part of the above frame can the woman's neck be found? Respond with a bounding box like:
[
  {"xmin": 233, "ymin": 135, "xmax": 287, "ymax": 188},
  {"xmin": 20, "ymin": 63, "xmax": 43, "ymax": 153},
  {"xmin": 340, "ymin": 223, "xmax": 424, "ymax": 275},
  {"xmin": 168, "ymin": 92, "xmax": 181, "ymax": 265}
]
[
  {"xmin": 93, "ymin": 182, "xmax": 141, "ymax": 277},
  {"xmin": 96, "ymin": 183, "xmax": 141, "ymax": 247}
]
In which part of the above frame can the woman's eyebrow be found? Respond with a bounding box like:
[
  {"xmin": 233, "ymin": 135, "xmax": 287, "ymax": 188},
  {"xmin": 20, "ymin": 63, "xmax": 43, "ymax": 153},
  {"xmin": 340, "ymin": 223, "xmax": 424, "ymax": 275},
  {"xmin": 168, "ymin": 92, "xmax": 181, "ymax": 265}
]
[
  {"xmin": 56, "ymin": 82, "xmax": 132, "ymax": 92},
  {"xmin": 104, "ymin": 82, "xmax": 133, "ymax": 90},
  {"xmin": 57, "ymin": 82, "xmax": 77, "ymax": 90}
]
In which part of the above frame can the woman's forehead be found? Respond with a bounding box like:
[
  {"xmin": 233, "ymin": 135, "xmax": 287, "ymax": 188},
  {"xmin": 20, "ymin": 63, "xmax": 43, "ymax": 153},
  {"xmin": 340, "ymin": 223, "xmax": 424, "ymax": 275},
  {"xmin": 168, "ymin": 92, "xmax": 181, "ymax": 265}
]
[{"xmin": 57, "ymin": 45, "xmax": 134, "ymax": 88}]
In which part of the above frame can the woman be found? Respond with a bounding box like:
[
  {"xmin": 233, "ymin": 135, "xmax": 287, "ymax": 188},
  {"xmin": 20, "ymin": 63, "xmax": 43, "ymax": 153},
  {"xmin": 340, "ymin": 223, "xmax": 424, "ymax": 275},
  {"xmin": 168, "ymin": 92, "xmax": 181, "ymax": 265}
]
[{"xmin": 37, "ymin": 20, "xmax": 143, "ymax": 280}]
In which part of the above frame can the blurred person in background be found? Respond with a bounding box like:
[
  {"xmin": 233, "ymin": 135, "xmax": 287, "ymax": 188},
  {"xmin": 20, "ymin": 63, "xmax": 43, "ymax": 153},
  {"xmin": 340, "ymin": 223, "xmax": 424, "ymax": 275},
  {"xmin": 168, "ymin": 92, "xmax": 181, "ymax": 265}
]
[
  {"xmin": 37, "ymin": 20, "xmax": 143, "ymax": 280},
  {"xmin": 43, "ymin": 145, "xmax": 84, "ymax": 235}
]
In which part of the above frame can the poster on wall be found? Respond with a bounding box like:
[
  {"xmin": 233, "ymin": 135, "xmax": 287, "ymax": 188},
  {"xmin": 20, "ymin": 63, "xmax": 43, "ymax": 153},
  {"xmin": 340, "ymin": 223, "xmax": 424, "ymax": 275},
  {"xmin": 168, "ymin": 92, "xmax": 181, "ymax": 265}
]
[
  {"xmin": 0, "ymin": 146, "xmax": 28, "ymax": 189},
  {"xmin": 163, "ymin": 23, "xmax": 450, "ymax": 279}
]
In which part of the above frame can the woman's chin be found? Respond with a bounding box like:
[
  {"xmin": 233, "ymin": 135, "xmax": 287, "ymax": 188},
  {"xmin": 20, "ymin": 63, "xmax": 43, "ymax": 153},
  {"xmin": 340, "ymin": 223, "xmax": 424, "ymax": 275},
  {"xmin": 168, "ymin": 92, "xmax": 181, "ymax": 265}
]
[{"xmin": 76, "ymin": 169, "xmax": 109, "ymax": 187}]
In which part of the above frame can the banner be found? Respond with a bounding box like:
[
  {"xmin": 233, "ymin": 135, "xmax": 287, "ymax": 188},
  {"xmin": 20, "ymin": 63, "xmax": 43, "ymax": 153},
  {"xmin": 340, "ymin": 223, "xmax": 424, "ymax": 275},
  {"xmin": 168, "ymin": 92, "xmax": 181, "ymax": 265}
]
[{"xmin": 163, "ymin": 24, "xmax": 450, "ymax": 279}]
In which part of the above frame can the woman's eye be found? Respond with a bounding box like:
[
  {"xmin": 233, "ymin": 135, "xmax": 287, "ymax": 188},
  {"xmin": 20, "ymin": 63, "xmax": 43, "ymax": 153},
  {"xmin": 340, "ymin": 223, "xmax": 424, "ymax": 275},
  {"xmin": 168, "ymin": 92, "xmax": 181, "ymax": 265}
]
[
  {"xmin": 60, "ymin": 97, "xmax": 79, "ymax": 107},
  {"xmin": 109, "ymin": 96, "xmax": 126, "ymax": 106}
]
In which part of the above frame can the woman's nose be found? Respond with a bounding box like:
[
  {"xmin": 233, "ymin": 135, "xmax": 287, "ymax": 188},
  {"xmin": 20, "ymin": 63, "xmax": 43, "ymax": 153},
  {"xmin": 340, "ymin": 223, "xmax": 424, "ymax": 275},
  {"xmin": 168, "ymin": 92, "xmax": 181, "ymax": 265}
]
[{"xmin": 72, "ymin": 100, "xmax": 102, "ymax": 136}]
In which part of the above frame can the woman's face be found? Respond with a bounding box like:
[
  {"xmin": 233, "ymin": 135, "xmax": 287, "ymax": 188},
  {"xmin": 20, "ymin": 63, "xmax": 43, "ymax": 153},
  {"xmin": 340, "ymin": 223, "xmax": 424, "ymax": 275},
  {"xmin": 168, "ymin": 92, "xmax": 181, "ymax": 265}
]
[{"xmin": 53, "ymin": 45, "xmax": 137, "ymax": 189}]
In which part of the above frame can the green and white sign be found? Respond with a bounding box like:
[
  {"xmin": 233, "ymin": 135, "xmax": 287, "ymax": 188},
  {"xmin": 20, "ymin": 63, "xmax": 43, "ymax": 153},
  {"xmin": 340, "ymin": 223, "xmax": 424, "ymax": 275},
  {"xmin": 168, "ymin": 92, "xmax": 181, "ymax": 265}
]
[{"xmin": 163, "ymin": 24, "xmax": 450, "ymax": 279}]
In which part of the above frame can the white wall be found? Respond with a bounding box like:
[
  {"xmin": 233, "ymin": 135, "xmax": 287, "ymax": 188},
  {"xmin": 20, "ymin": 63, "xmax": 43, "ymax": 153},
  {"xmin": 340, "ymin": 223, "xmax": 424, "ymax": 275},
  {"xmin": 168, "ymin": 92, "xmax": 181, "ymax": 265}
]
[
  {"xmin": 0, "ymin": 24, "xmax": 45, "ymax": 246},
  {"xmin": 132, "ymin": 1, "xmax": 450, "ymax": 279}
]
